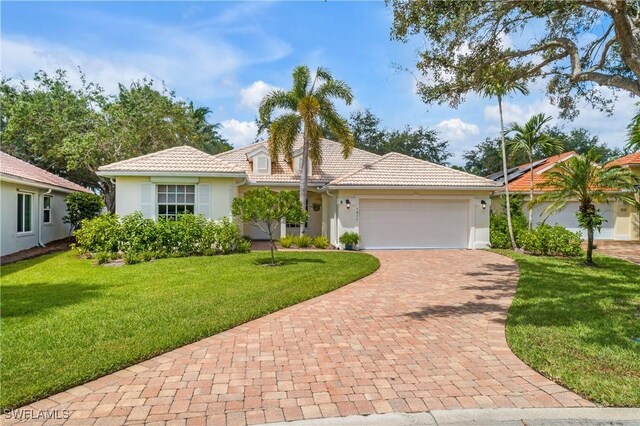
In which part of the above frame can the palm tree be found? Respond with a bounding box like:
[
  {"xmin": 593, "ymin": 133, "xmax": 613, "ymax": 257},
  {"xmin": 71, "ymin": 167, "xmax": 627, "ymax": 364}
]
[
  {"xmin": 258, "ymin": 65, "xmax": 354, "ymax": 233},
  {"xmin": 627, "ymin": 102, "xmax": 640, "ymax": 151},
  {"xmin": 531, "ymin": 150, "xmax": 639, "ymax": 266},
  {"xmin": 478, "ymin": 63, "xmax": 529, "ymax": 250},
  {"xmin": 507, "ymin": 113, "xmax": 564, "ymax": 229}
]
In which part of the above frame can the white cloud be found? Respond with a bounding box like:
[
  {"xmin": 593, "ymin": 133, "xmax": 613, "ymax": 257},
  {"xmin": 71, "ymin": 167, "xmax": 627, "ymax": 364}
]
[
  {"xmin": 435, "ymin": 118, "xmax": 480, "ymax": 141},
  {"xmin": 239, "ymin": 80, "xmax": 279, "ymax": 110},
  {"xmin": 220, "ymin": 119, "xmax": 259, "ymax": 147}
]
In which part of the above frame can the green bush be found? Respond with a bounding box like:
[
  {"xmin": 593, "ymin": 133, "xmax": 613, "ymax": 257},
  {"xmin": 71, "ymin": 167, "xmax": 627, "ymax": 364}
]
[
  {"xmin": 74, "ymin": 213, "xmax": 121, "ymax": 254},
  {"xmin": 518, "ymin": 224, "xmax": 582, "ymax": 257},
  {"xmin": 75, "ymin": 212, "xmax": 249, "ymax": 263},
  {"xmin": 489, "ymin": 213, "xmax": 527, "ymax": 249},
  {"xmin": 339, "ymin": 232, "xmax": 360, "ymax": 246},
  {"xmin": 294, "ymin": 235, "xmax": 313, "ymax": 248},
  {"xmin": 63, "ymin": 192, "xmax": 105, "ymax": 231},
  {"xmin": 279, "ymin": 235, "xmax": 295, "ymax": 248},
  {"xmin": 95, "ymin": 251, "xmax": 114, "ymax": 265},
  {"xmin": 312, "ymin": 236, "xmax": 330, "ymax": 249}
]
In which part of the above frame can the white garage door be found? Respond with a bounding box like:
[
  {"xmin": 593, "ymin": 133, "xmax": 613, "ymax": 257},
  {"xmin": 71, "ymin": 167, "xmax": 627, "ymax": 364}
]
[
  {"xmin": 532, "ymin": 202, "xmax": 615, "ymax": 240},
  {"xmin": 359, "ymin": 199, "xmax": 469, "ymax": 249}
]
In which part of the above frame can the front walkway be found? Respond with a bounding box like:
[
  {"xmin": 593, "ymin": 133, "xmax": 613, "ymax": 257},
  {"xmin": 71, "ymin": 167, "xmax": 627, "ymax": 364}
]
[
  {"xmin": 594, "ymin": 240, "xmax": 640, "ymax": 264},
  {"xmin": 12, "ymin": 251, "xmax": 592, "ymax": 425}
]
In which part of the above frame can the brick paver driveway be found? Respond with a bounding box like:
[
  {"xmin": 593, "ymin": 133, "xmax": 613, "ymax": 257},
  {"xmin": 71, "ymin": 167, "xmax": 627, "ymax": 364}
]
[
  {"xmin": 593, "ymin": 241, "xmax": 640, "ymax": 264},
  {"xmin": 16, "ymin": 250, "xmax": 592, "ymax": 425}
]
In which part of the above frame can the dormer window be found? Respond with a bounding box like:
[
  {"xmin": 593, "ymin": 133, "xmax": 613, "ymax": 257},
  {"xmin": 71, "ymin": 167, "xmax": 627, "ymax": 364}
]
[
  {"xmin": 292, "ymin": 155, "xmax": 312, "ymax": 176},
  {"xmin": 246, "ymin": 146, "xmax": 271, "ymax": 176}
]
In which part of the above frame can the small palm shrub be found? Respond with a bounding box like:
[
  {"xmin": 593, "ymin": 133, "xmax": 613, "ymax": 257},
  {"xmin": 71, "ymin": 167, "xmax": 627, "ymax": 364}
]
[
  {"xmin": 294, "ymin": 235, "xmax": 313, "ymax": 248},
  {"xmin": 518, "ymin": 224, "xmax": 582, "ymax": 257},
  {"xmin": 279, "ymin": 235, "xmax": 295, "ymax": 248},
  {"xmin": 312, "ymin": 236, "xmax": 330, "ymax": 249}
]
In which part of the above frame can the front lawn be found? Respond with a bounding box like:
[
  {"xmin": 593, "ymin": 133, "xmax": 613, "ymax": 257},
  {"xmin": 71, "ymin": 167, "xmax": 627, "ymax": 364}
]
[
  {"xmin": 0, "ymin": 250, "xmax": 379, "ymax": 409},
  {"xmin": 496, "ymin": 250, "xmax": 640, "ymax": 406}
]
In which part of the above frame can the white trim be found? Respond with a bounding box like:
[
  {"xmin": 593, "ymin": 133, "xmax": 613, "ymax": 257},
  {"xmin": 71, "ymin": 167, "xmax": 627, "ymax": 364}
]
[
  {"xmin": 535, "ymin": 153, "xmax": 578, "ymax": 174},
  {"xmin": 0, "ymin": 174, "xmax": 80, "ymax": 194},
  {"xmin": 96, "ymin": 171, "xmax": 245, "ymax": 178},
  {"xmin": 356, "ymin": 194, "xmax": 483, "ymax": 200},
  {"xmin": 150, "ymin": 176, "xmax": 200, "ymax": 184},
  {"xmin": 245, "ymin": 146, "xmax": 270, "ymax": 159},
  {"xmin": 42, "ymin": 194, "xmax": 53, "ymax": 225},
  {"xmin": 16, "ymin": 191, "xmax": 35, "ymax": 235},
  {"xmin": 323, "ymin": 185, "xmax": 499, "ymax": 191}
]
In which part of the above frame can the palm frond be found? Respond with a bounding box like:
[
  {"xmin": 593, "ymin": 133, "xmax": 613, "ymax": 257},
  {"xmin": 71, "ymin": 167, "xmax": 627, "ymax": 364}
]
[
  {"xmin": 292, "ymin": 66, "xmax": 311, "ymax": 99},
  {"xmin": 316, "ymin": 79, "xmax": 354, "ymax": 105},
  {"xmin": 258, "ymin": 90, "xmax": 297, "ymax": 127},
  {"xmin": 268, "ymin": 113, "xmax": 301, "ymax": 161}
]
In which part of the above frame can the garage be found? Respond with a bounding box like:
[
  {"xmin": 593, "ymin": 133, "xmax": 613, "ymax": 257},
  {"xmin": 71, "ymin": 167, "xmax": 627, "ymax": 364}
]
[
  {"xmin": 532, "ymin": 201, "xmax": 615, "ymax": 240},
  {"xmin": 359, "ymin": 199, "xmax": 470, "ymax": 249}
]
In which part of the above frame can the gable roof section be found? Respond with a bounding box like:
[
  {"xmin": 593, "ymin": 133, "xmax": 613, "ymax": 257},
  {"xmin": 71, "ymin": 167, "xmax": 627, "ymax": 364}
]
[
  {"xmin": 504, "ymin": 151, "xmax": 577, "ymax": 192},
  {"xmin": 0, "ymin": 151, "xmax": 91, "ymax": 193},
  {"xmin": 327, "ymin": 152, "xmax": 499, "ymax": 188},
  {"xmin": 98, "ymin": 146, "xmax": 244, "ymax": 176},
  {"xmin": 607, "ymin": 152, "xmax": 640, "ymax": 167},
  {"xmin": 214, "ymin": 135, "xmax": 382, "ymax": 184}
]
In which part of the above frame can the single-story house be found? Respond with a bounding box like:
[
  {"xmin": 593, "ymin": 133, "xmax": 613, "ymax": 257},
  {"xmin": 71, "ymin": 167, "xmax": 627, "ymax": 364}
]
[
  {"xmin": 0, "ymin": 151, "xmax": 93, "ymax": 256},
  {"xmin": 97, "ymin": 136, "xmax": 499, "ymax": 249},
  {"xmin": 488, "ymin": 151, "xmax": 640, "ymax": 241},
  {"xmin": 607, "ymin": 152, "xmax": 640, "ymax": 240}
]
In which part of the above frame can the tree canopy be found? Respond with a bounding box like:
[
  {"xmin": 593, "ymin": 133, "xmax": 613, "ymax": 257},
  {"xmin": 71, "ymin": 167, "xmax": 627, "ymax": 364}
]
[
  {"xmin": 0, "ymin": 70, "xmax": 231, "ymax": 210},
  {"xmin": 390, "ymin": 0, "xmax": 640, "ymax": 119},
  {"xmin": 348, "ymin": 109, "xmax": 452, "ymax": 165}
]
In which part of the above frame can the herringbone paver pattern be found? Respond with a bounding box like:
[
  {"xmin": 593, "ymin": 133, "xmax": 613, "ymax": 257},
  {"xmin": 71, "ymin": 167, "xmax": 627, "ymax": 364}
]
[{"xmin": 11, "ymin": 250, "xmax": 593, "ymax": 425}]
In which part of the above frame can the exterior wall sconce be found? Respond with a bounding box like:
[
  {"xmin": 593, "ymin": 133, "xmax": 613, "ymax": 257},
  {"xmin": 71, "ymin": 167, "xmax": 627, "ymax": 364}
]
[
  {"xmin": 345, "ymin": 199, "xmax": 351, "ymax": 209},
  {"xmin": 481, "ymin": 200, "xmax": 487, "ymax": 210}
]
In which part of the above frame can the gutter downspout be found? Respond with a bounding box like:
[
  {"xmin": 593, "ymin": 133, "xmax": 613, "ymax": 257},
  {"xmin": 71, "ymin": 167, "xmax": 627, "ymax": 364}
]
[
  {"xmin": 322, "ymin": 188, "xmax": 338, "ymax": 247},
  {"xmin": 38, "ymin": 188, "xmax": 52, "ymax": 247}
]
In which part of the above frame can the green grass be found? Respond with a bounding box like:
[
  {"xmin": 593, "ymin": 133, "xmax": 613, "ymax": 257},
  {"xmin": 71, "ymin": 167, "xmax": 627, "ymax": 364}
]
[
  {"xmin": 0, "ymin": 250, "xmax": 379, "ymax": 409},
  {"xmin": 495, "ymin": 250, "xmax": 640, "ymax": 406}
]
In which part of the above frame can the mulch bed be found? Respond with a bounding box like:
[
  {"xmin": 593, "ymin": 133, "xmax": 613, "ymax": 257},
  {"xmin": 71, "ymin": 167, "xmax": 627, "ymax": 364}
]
[{"xmin": 0, "ymin": 238, "xmax": 72, "ymax": 266}]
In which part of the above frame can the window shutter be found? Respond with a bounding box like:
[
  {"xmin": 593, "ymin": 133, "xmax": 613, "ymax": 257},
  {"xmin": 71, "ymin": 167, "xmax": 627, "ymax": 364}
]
[
  {"xmin": 140, "ymin": 183, "xmax": 154, "ymax": 219},
  {"xmin": 197, "ymin": 183, "xmax": 211, "ymax": 218}
]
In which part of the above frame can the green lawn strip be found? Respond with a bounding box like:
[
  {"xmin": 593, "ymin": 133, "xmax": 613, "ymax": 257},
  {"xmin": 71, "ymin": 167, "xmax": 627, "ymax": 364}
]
[
  {"xmin": 0, "ymin": 250, "xmax": 379, "ymax": 409},
  {"xmin": 494, "ymin": 250, "xmax": 640, "ymax": 406}
]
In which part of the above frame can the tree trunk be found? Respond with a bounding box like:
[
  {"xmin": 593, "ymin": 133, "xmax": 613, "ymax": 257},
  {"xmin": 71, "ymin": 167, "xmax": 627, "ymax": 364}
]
[
  {"xmin": 100, "ymin": 179, "xmax": 116, "ymax": 213},
  {"xmin": 299, "ymin": 132, "xmax": 310, "ymax": 236},
  {"xmin": 267, "ymin": 223, "xmax": 276, "ymax": 265},
  {"xmin": 528, "ymin": 153, "xmax": 534, "ymax": 230},
  {"xmin": 499, "ymin": 96, "xmax": 517, "ymax": 250},
  {"xmin": 586, "ymin": 227, "xmax": 595, "ymax": 266}
]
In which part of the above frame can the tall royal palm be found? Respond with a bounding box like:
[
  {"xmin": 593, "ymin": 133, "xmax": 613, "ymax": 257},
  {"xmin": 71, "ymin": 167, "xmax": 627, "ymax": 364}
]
[
  {"xmin": 259, "ymin": 65, "xmax": 354, "ymax": 233},
  {"xmin": 507, "ymin": 113, "xmax": 564, "ymax": 229},
  {"xmin": 532, "ymin": 150, "xmax": 639, "ymax": 266},
  {"xmin": 478, "ymin": 63, "xmax": 529, "ymax": 250}
]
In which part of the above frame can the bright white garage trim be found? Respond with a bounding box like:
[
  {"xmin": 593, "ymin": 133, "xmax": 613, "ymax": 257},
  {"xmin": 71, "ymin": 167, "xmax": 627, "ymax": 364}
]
[
  {"xmin": 532, "ymin": 201, "xmax": 615, "ymax": 240},
  {"xmin": 359, "ymin": 199, "xmax": 470, "ymax": 249}
]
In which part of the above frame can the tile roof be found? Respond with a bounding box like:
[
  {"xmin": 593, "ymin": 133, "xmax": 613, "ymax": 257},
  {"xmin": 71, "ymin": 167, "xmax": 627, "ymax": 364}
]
[
  {"xmin": 607, "ymin": 152, "xmax": 640, "ymax": 167},
  {"xmin": 0, "ymin": 151, "xmax": 92, "ymax": 193},
  {"xmin": 213, "ymin": 136, "xmax": 382, "ymax": 184},
  {"xmin": 506, "ymin": 151, "xmax": 577, "ymax": 192},
  {"xmin": 327, "ymin": 152, "xmax": 499, "ymax": 188},
  {"xmin": 98, "ymin": 146, "xmax": 244, "ymax": 174}
]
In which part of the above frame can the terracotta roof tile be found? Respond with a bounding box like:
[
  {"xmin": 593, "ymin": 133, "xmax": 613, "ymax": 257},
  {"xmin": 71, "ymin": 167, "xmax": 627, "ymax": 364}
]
[
  {"xmin": 0, "ymin": 151, "xmax": 92, "ymax": 193},
  {"xmin": 607, "ymin": 152, "xmax": 640, "ymax": 167},
  {"xmin": 507, "ymin": 151, "xmax": 577, "ymax": 192},
  {"xmin": 328, "ymin": 152, "xmax": 499, "ymax": 188},
  {"xmin": 98, "ymin": 146, "xmax": 244, "ymax": 174}
]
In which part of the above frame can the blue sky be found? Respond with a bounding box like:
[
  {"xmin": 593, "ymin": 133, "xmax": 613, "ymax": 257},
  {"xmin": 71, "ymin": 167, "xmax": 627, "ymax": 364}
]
[{"xmin": 1, "ymin": 1, "xmax": 635, "ymax": 165}]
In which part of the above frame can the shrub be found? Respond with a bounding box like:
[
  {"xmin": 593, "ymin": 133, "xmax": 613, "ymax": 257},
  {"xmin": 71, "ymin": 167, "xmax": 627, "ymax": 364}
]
[
  {"xmin": 95, "ymin": 251, "xmax": 114, "ymax": 265},
  {"xmin": 75, "ymin": 212, "xmax": 250, "ymax": 263},
  {"xmin": 339, "ymin": 232, "xmax": 360, "ymax": 246},
  {"xmin": 294, "ymin": 235, "xmax": 313, "ymax": 248},
  {"xmin": 489, "ymin": 213, "xmax": 527, "ymax": 249},
  {"xmin": 518, "ymin": 224, "xmax": 582, "ymax": 257},
  {"xmin": 63, "ymin": 192, "xmax": 105, "ymax": 231},
  {"xmin": 312, "ymin": 236, "xmax": 330, "ymax": 249},
  {"xmin": 279, "ymin": 235, "xmax": 295, "ymax": 248},
  {"xmin": 74, "ymin": 213, "xmax": 121, "ymax": 254}
]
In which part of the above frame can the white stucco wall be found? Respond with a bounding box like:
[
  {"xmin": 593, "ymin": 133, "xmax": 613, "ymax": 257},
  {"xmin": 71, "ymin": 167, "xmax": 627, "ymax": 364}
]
[
  {"xmin": 1, "ymin": 181, "xmax": 72, "ymax": 256},
  {"xmin": 113, "ymin": 176, "xmax": 237, "ymax": 220}
]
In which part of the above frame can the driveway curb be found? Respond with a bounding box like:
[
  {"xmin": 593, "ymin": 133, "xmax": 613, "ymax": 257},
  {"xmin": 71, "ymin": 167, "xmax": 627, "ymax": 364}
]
[{"xmin": 262, "ymin": 408, "xmax": 640, "ymax": 425}]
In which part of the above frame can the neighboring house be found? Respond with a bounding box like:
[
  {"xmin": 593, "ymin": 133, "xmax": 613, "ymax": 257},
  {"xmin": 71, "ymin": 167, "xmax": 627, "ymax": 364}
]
[
  {"xmin": 0, "ymin": 151, "xmax": 93, "ymax": 256},
  {"xmin": 488, "ymin": 151, "xmax": 639, "ymax": 241},
  {"xmin": 607, "ymin": 152, "xmax": 640, "ymax": 240},
  {"xmin": 97, "ymin": 137, "xmax": 499, "ymax": 249}
]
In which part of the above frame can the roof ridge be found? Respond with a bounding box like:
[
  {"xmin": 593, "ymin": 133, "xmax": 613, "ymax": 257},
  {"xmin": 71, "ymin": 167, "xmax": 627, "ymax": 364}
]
[{"xmin": 328, "ymin": 152, "xmax": 392, "ymax": 185}]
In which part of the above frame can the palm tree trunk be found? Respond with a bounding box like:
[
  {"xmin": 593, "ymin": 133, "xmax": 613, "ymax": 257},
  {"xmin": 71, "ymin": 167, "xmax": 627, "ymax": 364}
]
[
  {"xmin": 499, "ymin": 96, "xmax": 517, "ymax": 250},
  {"xmin": 586, "ymin": 227, "xmax": 595, "ymax": 266},
  {"xmin": 528, "ymin": 153, "xmax": 534, "ymax": 230},
  {"xmin": 299, "ymin": 132, "xmax": 309, "ymax": 236}
]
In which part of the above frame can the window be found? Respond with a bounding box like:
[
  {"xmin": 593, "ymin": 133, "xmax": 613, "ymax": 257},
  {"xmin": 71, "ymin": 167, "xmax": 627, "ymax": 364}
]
[
  {"xmin": 157, "ymin": 185, "xmax": 195, "ymax": 219},
  {"xmin": 17, "ymin": 192, "xmax": 33, "ymax": 233},
  {"xmin": 43, "ymin": 195, "xmax": 52, "ymax": 224},
  {"xmin": 254, "ymin": 155, "xmax": 270, "ymax": 175}
]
